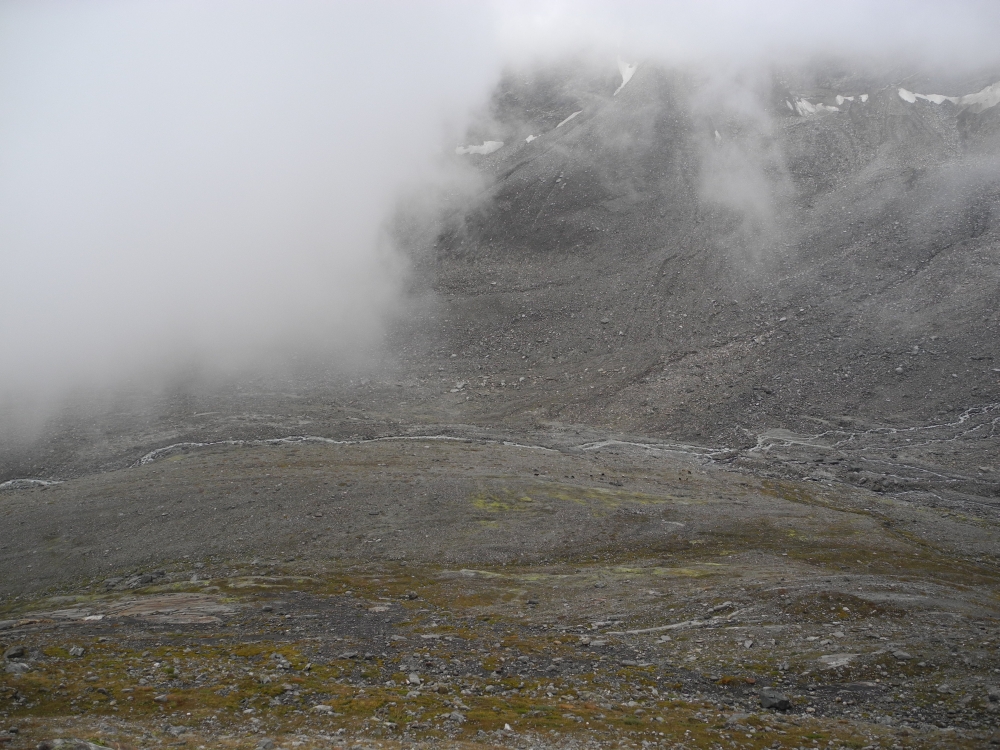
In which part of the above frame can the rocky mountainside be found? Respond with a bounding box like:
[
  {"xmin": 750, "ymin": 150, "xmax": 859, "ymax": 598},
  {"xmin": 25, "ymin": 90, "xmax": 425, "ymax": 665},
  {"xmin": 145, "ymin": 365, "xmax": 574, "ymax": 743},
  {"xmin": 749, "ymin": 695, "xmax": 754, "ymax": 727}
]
[{"xmin": 395, "ymin": 58, "xmax": 1000, "ymax": 502}]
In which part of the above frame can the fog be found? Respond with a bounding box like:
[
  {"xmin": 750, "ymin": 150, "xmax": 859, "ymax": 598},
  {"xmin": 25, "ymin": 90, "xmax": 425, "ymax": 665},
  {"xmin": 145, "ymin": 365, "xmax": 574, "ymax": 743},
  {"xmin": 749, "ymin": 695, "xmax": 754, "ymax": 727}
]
[
  {"xmin": 0, "ymin": 1, "xmax": 500, "ymax": 423},
  {"xmin": 2, "ymin": 0, "xmax": 998, "ymax": 432}
]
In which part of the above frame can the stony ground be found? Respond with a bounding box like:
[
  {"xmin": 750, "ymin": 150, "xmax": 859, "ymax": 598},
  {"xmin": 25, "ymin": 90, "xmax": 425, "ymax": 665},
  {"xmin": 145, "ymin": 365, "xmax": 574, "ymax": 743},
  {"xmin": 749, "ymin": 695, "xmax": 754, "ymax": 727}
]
[{"xmin": 3, "ymin": 436, "xmax": 999, "ymax": 749}]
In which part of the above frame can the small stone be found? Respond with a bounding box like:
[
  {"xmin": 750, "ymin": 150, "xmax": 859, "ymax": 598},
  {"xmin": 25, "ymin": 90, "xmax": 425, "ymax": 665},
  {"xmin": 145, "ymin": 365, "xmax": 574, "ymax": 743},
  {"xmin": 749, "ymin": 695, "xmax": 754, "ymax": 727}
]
[
  {"xmin": 447, "ymin": 711, "xmax": 466, "ymax": 723},
  {"xmin": 405, "ymin": 591, "xmax": 419, "ymax": 600},
  {"xmin": 3, "ymin": 645, "xmax": 25, "ymax": 661},
  {"xmin": 311, "ymin": 704, "xmax": 334, "ymax": 713},
  {"xmin": 892, "ymin": 650, "xmax": 913, "ymax": 661},
  {"xmin": 153, "ymin": 694, "xmax": 169, "ymax": 703},
  {"xmin": 760, "ymin": 688, "xmax": 791, "ymax": 711},
  {"xmin": 68, "ymin": 646, "xmax": 85, "ymax": 657},
  {"xmin": 4, "ymin": 663, "xmax": 30, "ymax": 675},
  {"xmin": 256, "ymin": 739, "xmax": 275, "ymax": 750},
  {"xmin": 408, "ymin": 672, "xmax": 422, "ymax": 685},
  {"xmin": 338, "ymin": 651, "xmax": 358, "ymax": 660},
  {"xmin": 987, "ymin": 686, "xmax": 1000, "ymax": 702}
]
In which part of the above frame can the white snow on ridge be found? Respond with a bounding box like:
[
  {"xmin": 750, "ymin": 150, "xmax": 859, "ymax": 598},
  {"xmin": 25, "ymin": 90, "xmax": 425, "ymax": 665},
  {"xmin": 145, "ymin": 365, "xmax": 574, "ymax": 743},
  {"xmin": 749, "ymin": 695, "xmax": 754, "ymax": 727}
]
[
  {"xmin": 789, "ymin": 93, "xmax": 869, "ymax": 117},
  {"xmin": 790, "ymin": 98, "xmax": 840, "ymax": 116},
  {"xmin": 961, "ymin": 81, "xmax": 1000, "ymax": 112},
  {"xmin": 898, "ymin": 81, "xmax": 1000, "ymax": 112},
  {"xmin": 456, "ymin": 140, "xmax": 504, "ymax": 156},
  {"xmin": 614, "ymin": 59, "xmax": 638, "ymax": 96},
  {"xmin": 525, "ymin": 134, "xmax": 536, "ymax": 143},
  {"xmin": 557, "ymin": 110, "xmax": 582, "ymax": 128}
]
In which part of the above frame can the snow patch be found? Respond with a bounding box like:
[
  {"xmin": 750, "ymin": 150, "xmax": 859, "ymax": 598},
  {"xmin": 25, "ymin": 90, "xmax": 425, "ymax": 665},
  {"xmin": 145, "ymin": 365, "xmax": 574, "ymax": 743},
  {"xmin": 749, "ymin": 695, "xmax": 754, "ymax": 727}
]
[
  {"xmin": 455, "ymin": 140, "xmax": 503, "ymax": 156},
  {"xmin": 957, "ymin": 81, "xmax": 1000, "ymax": 112},
  {"xmin": 614, "ymin": 59, "xmax": 638, "ymax": 96},
  {"xmin": 835, "ymin": 95, "xmax": 855, "ymax": 105},
  {"xmin": 792, "ymin": 98, "xmax": 839, "ymax": 116},
  {"xmin": 525, "ymin": 134, "xmax": 536, "ymax": 143},
  {"xmin": 556, "ymin": 110, "xmax": 582, "ymax": 128},
  {"xmin": 714, "ymin": 130, "xmax": 722, "ymax": 141},
  {"xmin": 860, "ymin": 94, "xmax": 869, "ymax": 103},
  {"xmin": 898, "ymin": 82, "xmax": 1000, "ymax": 112}
]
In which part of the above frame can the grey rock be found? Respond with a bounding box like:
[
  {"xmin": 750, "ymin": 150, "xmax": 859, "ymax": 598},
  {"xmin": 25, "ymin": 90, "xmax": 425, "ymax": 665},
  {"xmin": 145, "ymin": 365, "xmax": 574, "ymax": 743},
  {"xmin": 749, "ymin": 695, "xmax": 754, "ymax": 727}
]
[
  {"xmin": 36, "ymin": 741, "xmax": 112, "ymax": 750},
  {"xmin": 447, "ymin": 711, "xmax": 466, "ymax": 723},
  {"xmin": 892, "ymin": 650, "xmax": 913, "ymax": 660},
  {"xmin": 255, "ymin": 740, "xmax": 275, "ymax": 750},
  {"xmin": 3, "ymin": 645, "xmax": 25, "ymax": 661},
  {"xmin": 759, "ymin": 688, "xmax": 791, "ymax": 711},
  {"xmin": 0, "ymin": 621, "xmax": 16, "ymax": 631},
  {"xmin": 987, "ymin": 686, "xmax": 1000, "ymax": 702},
  {"xmin": 4, "ymin": 662, "xmax": 30, "ymax": 675},
  {"xmin": 68, "ymin": 646, "xmax": 85, "ymax": 658}
]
